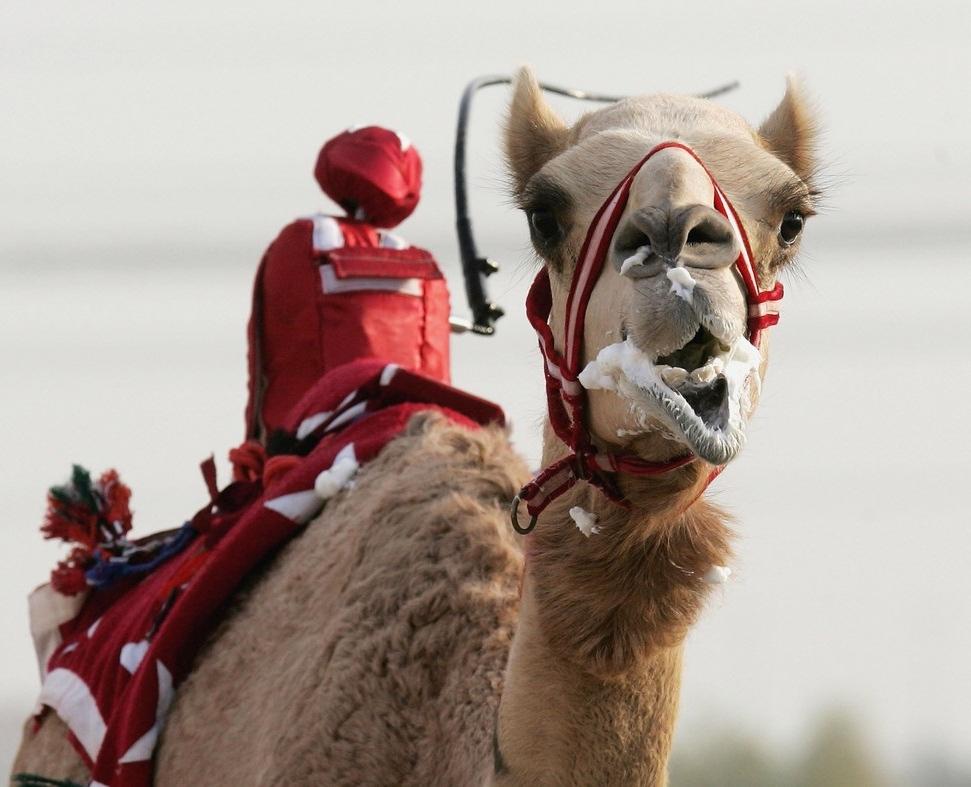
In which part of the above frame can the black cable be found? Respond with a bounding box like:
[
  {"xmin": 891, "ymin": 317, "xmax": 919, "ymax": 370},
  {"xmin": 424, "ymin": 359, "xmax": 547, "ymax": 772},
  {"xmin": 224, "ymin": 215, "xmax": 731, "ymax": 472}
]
[{"xmin": 453, "ymin": 75, "xmax": 739, "ymax": 336}]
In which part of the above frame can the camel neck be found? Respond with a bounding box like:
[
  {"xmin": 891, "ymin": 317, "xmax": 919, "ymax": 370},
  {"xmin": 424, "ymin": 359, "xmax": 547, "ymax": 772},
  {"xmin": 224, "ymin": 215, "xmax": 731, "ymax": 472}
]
[
  {"xmin": 493, "ymin": 577, "xmax": 683, "ymax": 786},
  {"xmin": 491, "ymin": 448, "xmax": 732, "ymax": 785}
]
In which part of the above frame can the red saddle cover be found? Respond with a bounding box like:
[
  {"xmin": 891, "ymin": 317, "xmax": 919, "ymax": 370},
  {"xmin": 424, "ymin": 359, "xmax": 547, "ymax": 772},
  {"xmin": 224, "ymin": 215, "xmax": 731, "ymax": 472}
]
[{"xmin": 33, "ymin": 360, "xmax": 504, "ymax": 787}]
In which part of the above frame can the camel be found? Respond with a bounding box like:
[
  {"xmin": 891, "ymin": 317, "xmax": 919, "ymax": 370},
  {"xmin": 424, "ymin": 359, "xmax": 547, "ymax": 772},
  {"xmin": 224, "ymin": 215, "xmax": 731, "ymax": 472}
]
[{"xmin": 13, "ymin": 67, "xmax": 819, "ymax": 786}]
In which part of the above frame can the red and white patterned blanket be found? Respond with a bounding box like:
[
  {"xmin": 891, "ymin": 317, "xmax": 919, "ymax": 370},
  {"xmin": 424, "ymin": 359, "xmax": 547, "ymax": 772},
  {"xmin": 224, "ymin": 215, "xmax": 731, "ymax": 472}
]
[{"xmin": 30, "ymin": 358, "xmax": 503, "ymax": 786}]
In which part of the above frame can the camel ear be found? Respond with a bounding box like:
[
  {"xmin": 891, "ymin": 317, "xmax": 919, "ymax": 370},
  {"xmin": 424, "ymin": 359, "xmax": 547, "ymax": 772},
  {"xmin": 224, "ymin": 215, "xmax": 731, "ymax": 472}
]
[
  {"xmin": 504, "ymin": 67, "xmax": 569, "ymax": 195},
  {"xmin": 758, "ymin": 75, "xmax": 819, "ymax": 183}
]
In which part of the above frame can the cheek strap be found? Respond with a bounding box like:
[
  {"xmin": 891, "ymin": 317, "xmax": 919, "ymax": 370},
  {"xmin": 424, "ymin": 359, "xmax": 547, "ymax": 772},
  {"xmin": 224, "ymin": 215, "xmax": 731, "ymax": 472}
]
[{"xmin": 513, "ymin": 141, "xmax": 783, "ymax": 532}]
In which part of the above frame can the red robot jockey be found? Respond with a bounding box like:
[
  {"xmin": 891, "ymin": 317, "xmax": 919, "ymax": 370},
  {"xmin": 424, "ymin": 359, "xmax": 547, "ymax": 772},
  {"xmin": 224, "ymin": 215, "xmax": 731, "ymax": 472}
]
[{"xmin": 244, "ymin": 126, "xmax": 452, "ymax": 444}]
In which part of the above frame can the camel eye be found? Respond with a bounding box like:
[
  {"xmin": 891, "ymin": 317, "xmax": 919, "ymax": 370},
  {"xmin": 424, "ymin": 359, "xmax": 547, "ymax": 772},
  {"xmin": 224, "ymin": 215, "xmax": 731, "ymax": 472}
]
[
  {"xmin": 529, "ymin": 209, "xmax": 561, "ymax": 244},
  {"xmin": 779, "ymin": 211, "xmax": 804, "ymax": 246}
]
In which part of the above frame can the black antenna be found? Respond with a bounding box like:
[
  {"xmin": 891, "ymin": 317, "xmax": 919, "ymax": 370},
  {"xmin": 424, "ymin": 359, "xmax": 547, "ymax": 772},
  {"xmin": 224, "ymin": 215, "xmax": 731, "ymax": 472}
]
[{"xmin": 452, "ymin": 74, "xmax": 739, "ymax": 336}]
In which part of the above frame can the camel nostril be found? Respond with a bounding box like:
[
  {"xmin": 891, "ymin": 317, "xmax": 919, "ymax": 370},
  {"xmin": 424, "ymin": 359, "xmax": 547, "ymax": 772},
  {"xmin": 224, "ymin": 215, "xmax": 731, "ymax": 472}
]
[
  {"xmin": 622, "ymin": 205, "xmax": 736, "ymax": 269},
  {"xmin": 685, "ymin": 216, "xmax": 732, "ymax": 247},
  {"xmin": 614, "ymin": 226, "xmax": 651, "ymax": 257}
]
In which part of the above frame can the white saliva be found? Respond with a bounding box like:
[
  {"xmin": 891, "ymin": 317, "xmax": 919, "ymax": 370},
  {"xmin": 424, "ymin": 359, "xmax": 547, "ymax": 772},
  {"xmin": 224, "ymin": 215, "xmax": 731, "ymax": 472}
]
[
  {"xmin": 620, "ymin": 245, "xmax": 652, "ymax": 276},
  {"xmin": 620, "ymin": 250, "xmax": 696, "ymax": 305},
  {"xmin": 578, "ymin": 336, "xmax": 762, "ymax": 465},
  {"xmin": 569, "ymin": 506, "xmax": 601, "ymax": 537},
  {"xmin": 702, "ymin": 565, "xmax": 732, "ymax": 584},
  {"xmin": 666, "ymin": 266, "xmax": 696, "ymax": 303}
]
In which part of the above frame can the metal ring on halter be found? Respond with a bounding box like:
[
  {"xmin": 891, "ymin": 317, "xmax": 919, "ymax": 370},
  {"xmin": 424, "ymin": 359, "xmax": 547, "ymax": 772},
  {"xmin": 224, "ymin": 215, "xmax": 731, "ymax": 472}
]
[{"xmin": 509, "ymin": 495, "xmax": 538, "ymax": 535}]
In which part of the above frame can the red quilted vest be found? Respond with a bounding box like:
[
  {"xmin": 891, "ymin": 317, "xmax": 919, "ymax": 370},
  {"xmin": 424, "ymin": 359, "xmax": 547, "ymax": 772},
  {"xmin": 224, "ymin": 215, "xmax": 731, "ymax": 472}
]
[{"xmin": 245, "ymin": 214, "xmax": 451, "ymax": 439}]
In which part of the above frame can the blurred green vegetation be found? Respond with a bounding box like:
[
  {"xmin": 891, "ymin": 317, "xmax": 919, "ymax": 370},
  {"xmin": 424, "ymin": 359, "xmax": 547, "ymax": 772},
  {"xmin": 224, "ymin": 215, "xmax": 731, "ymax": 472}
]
[{"xmin": 670, "ymin": 707, "xmax": 971, "ymax": 787}]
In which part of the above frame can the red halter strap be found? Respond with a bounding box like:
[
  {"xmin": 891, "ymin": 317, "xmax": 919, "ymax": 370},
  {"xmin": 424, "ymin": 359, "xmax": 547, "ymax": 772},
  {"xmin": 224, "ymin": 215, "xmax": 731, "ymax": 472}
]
[{"xmin": 512, "ymin": 141, "xmax": 783, "ymax": 533}]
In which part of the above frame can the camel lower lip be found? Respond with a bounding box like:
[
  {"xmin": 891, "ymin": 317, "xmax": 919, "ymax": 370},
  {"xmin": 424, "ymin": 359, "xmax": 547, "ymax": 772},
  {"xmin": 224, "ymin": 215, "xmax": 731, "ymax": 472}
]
[
  {"xmin": 577, "ymin": 335, "xmax": 761, "ymax": 465},
  {"xmin": 675, "ymin": 375, "xmax": 730, "ymax": 431}
]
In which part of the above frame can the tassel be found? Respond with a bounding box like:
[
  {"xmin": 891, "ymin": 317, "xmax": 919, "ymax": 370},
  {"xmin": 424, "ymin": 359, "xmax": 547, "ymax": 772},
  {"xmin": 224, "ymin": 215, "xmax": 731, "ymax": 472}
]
[
  {"xmin": 229, "ymin": 440, "xmax": 265, "ymax": 484},
  {"xmin": 41, "ymin": 465, "xmax": 134, "ymax": 595},
  {"xmin": 42, "ymin": 466, "xmax": 101, "ymax": 549},
  {"xmin": 263, "ymin": 454, "xmax": 301, "ymax": 489},
  {"xmin": 50, "ymin": 547, "xmax": 92, "ymax": 596},
  {"xmin": 98, "ymin": 469, "xmax": 133, "ymax": 537}
]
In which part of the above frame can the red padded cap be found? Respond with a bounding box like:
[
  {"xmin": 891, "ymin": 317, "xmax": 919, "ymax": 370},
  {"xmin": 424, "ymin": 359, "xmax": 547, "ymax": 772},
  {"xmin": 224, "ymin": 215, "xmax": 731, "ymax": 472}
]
[{"xmin": 314, "ymin": 126, "xmax": 422, "ymax": 228}]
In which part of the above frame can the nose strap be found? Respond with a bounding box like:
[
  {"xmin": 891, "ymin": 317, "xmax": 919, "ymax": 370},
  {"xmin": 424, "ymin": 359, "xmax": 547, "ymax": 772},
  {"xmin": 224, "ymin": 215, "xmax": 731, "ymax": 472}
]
[
  {"xmin": 514, "ymin": 141, "xmax": 784, "ymax": 531},
  {"xmin": 708, "ymin": 172, "xmax": 783, "ymax": 345}
]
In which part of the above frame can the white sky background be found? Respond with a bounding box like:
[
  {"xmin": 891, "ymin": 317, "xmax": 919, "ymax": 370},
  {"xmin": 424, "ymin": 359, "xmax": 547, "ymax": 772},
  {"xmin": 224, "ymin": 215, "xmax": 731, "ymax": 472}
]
[{"xmin": 2, "ymin": 0, "xmax": 970, "ymax": 778}]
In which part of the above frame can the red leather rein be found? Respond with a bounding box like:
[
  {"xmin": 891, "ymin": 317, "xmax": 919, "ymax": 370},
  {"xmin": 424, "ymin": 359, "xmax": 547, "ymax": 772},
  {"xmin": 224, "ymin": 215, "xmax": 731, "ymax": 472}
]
[{"xmin": 511, "ymin": 141, "xmax": 783, "ymax": 534}]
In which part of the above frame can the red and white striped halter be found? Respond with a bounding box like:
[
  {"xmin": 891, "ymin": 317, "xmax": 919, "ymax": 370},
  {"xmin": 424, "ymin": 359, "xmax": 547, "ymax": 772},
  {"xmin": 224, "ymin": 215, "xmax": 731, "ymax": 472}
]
[{"xmin": 512, "ymin": 140, "xmax": 783, "ymax": 533}]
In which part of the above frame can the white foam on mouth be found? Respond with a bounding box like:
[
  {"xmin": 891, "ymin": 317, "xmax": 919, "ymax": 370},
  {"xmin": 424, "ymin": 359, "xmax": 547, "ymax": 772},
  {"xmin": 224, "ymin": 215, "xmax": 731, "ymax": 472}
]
[
  {"xmin": 620, "ymin": 245, "xmax": 651, "ymax": 276},
  {"xmin": 578, "ymin": 339, "xmax": 658, "ymax": 392},
  {"xmin": 666, "ymin": 266, "xmax": 696, "ymax": 302},
  {"xmin": 578, "ymin": 336, "xmax": 762, "ymax": 465}
]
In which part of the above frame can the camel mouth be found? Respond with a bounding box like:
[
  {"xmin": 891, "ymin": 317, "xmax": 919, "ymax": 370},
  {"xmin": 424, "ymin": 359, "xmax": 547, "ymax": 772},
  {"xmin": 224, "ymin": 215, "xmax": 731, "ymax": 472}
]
[
  {"xmin": 655, "ymin": 326, "xmax": 729, "ymax": 376},
  {"xmin": 670, "ymin": 374, "xmax": 730, "ymax": 432},
  {"xmin": 577, "ymin": 329, "xmax": 762, "ymax": 465}
]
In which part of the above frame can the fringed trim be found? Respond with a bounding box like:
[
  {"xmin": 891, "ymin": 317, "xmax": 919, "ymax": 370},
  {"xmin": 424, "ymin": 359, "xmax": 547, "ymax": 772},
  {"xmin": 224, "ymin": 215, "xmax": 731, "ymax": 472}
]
[
  {"xmin": 229, "ymin": 439, "xmax": 265, "ymax": 483},
  {"xmin": 42, "ymin": 466, "xmax": 133, "ymax": 595},
  {"xmin": 228, "ymin": 439, "xmax": 300, "ymax": 489}
]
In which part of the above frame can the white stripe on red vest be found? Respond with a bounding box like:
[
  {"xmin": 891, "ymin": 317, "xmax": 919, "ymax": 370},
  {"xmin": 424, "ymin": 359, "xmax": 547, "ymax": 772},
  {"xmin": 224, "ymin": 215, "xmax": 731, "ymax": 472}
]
[{"xmin": 310, "ymin": 214, "xmax": 344, "ymax": 253}]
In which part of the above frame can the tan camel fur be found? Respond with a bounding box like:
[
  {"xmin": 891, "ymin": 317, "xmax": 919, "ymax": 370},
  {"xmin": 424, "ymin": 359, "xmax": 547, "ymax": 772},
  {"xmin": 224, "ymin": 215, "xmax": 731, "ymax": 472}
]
[{"xmin": 13, "ymin": 67, "xmax": 819, "ymax": 785}]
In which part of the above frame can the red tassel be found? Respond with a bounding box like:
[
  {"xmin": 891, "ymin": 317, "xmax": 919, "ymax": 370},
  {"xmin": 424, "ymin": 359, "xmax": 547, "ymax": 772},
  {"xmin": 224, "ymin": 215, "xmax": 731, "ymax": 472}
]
[
  {"xmin": 42, "ymin": 497, "xmax": 100, "ymax": 549},
  {"xmin": 229, "ymin": 440, "xmax": 265, "ymax": 483},
  {"xmin": 41, "ymin": 465, "xmax": 134, "ymax": 595},
  {"xmin": 98, "ymin": 469, "xmax": 132, "ymax": 537},
  {"xmin": 262, "ymin": 454, "xmax": 300, "ymax": 489},
  {"xmin": 50, "ymin": 547, "xmax": 93, "ymax": 595}
]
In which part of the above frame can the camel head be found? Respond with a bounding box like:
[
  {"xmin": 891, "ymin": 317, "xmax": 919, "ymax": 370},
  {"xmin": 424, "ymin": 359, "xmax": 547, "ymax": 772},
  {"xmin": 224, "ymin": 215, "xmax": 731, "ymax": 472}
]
[{"xmin": 506, "ymin": 68, "xmax": 818, "ymax": 468}]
